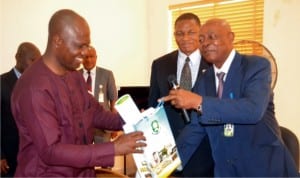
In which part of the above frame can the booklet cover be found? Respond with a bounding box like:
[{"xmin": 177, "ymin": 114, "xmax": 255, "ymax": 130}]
[{"xmin": 115, "ymin": 94, "xmax": 181, "ymax": 178}]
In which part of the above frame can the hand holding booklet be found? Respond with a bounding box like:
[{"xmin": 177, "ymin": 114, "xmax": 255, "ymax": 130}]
[{"xmin": 115, "ymin": 94, "xmax": 181, "ymax": 178}]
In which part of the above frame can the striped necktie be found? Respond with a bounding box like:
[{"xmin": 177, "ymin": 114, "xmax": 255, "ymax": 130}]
[
  {"xmin": 217, "ymin": 72, "xmax": 225, "ymax": 98},
  {"xmin": 180, "ymin": 57, "xmax": 192, "ymax": 90}
]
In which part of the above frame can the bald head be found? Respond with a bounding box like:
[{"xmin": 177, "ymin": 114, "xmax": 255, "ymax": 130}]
[
  {"xmin": 87, "ymin": 46, "xmax": 96, "ymax": 56},
  {"xmin": 204, "ymin": 18, "xmax": 232, "ymax": 33},
  {"xmin": 44, "ymin": 9, "xmax": 91, "ymax": 74},
  {"xmin": 48, "ymin": 9, "xmax": 89, "ymax": 39},
  {"xmin": 15, "ymin": 42, "xmax": 41, "ymax": 73},
  {"xmin": 199, "ymin": 18, "xmax": 235, "ymax": 68}
]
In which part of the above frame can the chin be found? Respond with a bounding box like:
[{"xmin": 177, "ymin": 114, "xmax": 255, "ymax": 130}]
[{"xmin": 202, "ymin": 54, "xmax": 213, "ymax": 61}]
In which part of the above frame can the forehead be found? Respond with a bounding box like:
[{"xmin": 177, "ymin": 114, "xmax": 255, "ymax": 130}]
[
  {"xmin": 65, "ymin": 24, "xmax": 90, "ymax": 44},
  {"xmin": 87, "ymin": 48, "xmax": 96, "ymax": 56},
  {"xmin": 175, "ymin": 19, "xmax": 200, "ymax": 29},
  {"xmin": 24, "ymin": 50, "xmax": 40, "ymax": 58},
  {"xmin": 200, "ymin": 23, "xmax": 223, "ymax": 34}
]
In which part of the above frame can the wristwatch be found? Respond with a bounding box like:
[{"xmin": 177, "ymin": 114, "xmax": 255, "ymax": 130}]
[{"xmin": 197, "ymin": 104, "xmax": 202, "ymax": 114}]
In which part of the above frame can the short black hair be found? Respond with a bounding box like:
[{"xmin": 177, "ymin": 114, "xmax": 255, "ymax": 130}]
[{"xmin": 174, "ymin": 12, "xmax": 201, "ymax": 27}]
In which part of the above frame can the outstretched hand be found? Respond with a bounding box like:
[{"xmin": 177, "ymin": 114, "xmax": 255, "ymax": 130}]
[
  {"xmin": 159, "ymin": 89, "xmax": 201, "ymax": 110},
  {"xmin": 113, "ymin": 131, "xmax": 146, "ymax": 155},
  {"xmin": 0, "ymin": 159, "xmax": 9, "ymax": 175}
]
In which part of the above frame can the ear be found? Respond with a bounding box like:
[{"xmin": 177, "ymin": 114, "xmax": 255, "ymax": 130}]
[
  {"xmin": 53, "ymin": 35, "xmax": 62, "ymax": 48},
  {"xmin": 15, "ymin": 52, "xmax": 20, "ymax": 60},
  {"xmin": 229, "ymin": 32, "xmax": 235, "ymax": 42}
]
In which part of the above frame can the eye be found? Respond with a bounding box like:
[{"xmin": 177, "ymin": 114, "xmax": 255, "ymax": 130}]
[
  {"xmin": 81, "ymin": 44, "xmax": 90, "ymax": 49},
  {"xmin": 174, "ymin": 32, "xmax": 184, "ymax": 37},
  {"xmin": 208, "ymin": 34, "xmax": 217, "ymax": 40},
  {"xmin": 199, "ymin": 37, "xmax": 204, "ymax": 43}
]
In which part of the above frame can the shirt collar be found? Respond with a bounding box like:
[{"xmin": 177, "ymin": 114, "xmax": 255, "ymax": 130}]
[
  {"xmin": 213, "ymin": 49, "xmax": 236, "ymax": 79},
  {"xmin": 178, "ymin": 49, "xmax": 201, "ymax": 66},
  {"xmin": 83, "ymin": 66, "xmax": 96, "ymax": 75},
  {"xmin": 13, "ymin": 67, "xmax": 22, "ymax": 78}
]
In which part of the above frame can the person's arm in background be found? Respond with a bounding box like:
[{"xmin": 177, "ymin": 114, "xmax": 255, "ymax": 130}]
[
  {"xmin": 0, "ymin": 111, "xmax": 9, "ymax": 175},
  {"xmin": 1, "ymin": 157, "xmax": 9, "ymax": 175},
  {"xmin": 107, "ymin": 70, "xmax": 118, "ymax": 113},
  {"xmin": 148, "ymin": 60, "xmax": 161, "ymax": 107}
]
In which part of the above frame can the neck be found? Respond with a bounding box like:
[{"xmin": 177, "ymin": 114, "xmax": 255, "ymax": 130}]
[{"xmin": 42, "ymin": 54, "xmax": 68, "ymax": 76}]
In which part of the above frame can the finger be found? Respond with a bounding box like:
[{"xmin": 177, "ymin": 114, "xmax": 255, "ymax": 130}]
[
  {"xmin": 130, "ymin": 131, "xmax": 143, "ymax": 136},
  {"xmin": 135, "ymin": 134, "xmax": 146, "ymax": 142},
  {"xmin": 171, "ymin": 100, "xmax": 176, "ymax": 105},
  {"xmin": 136, "ymin": 141, "xmax": 147, "ymax": 148},
  {"xmin": 134, "ymin": 147, "xmax": 144, "ymax": 154},
  {"xmin": 158, "ymin": 95, "xmax": 172, "ymax": 102},
  {"xmin": 158, "ymin": 96, "xmax": 166, "ymax": 103},
  {"xmin": 131, "ymin": 131, "xmax": 146, "ymax": 140}
]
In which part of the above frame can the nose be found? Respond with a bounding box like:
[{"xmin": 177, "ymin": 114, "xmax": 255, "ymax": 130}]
[{"xmin": 182, "ymin": 33, "xmax": 191, "ymax": 40}]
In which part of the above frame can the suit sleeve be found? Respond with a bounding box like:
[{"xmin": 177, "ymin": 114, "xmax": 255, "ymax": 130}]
[
  {"xmin": 176, "ymin": 113, "xmax": 206, "ymax": 167},
  {"xmin": 148, "ymin": 60, "xmax": 160, "ymax": 107},
  {"xmin": 106, "ymin": 70, "xmax": 118, "ymax": 101}
]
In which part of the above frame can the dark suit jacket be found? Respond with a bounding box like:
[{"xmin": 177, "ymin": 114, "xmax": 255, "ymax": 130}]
[
  {"xmin": 148, "ymin": 50, "xmax": 214, "ymax": 177},
  {"xmin": 93, "ymin": 66, "xmax": 118, "ymax": 110},
  {"xmin": 79, "ymin": 67, "xmax": 117, "ymax": 110},
  {"xmin": 1, "ymin": 69, "xmax": 19, "ymax": 177},
  {"xmin": 176, "ymin": 52, "xmax": 299, "ymax": 177}
]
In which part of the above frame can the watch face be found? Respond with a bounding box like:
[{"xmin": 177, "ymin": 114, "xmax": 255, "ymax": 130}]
[{"xmin": 197, "ymin": 105, "xmax": 202, "ymax": 113}]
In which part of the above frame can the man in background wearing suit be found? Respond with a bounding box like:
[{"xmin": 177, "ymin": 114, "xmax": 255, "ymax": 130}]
[
  {"xmin": 81, "ymin": 46, "xmax": 118, "ymax": 143},
  {"xmin": 1, "ymin": 42, "xmax": 41, "ymax": 177},
  {"xmin": 163, "ymin": 18, "xmax": 299, "ymax": 176},
  {"xmin": 148, "ymin": 13, "xmax": 214, "ymax": 177}
]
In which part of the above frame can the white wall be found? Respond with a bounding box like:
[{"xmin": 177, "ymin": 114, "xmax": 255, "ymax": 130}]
[
  {"xmin": 1, "ymin": 0, "xmax": 300, "ymax": 158},
  {"xmin": 264, "ymin": 0, "xmax": 300, "ymax": 157},
  {"xmin": 0, "ymin": 0, "xmax": 149, "ymax": 86},
  {"xmin": 264, "ymin": 0, "xmax": 300, "ymax": 145}
]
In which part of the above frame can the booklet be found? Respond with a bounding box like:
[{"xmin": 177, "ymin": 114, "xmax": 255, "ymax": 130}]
[{"xmin": 115, "ymin": 94, "xmax": 181, "ymax": 178}]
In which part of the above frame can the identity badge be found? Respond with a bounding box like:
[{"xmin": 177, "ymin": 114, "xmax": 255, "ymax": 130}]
[{"xmin": 224, "ymin": 124, "xmax": 234, "ymax": 137}]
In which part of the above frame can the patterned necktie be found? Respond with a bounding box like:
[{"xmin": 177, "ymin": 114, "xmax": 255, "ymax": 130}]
[
  {"xmin": 217, "ymin": 72, "xmax": 225, "ymax": 98},
  {"xmin": 180, "ymin": 57, "xmax": 192, "ymax": 90},
  {"xmin": 86, "ymin": 71, "xmax": 92, "ymax": 92}
]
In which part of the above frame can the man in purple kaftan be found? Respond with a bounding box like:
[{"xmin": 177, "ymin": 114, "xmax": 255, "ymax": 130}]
[{"xmin": 11, "ymin": 9, "xmax": 146, "ymax": 177}]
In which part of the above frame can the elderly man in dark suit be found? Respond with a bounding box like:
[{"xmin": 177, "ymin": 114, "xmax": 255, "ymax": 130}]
[
  {"xmin": 1, "ymin": 42, "xmax": 41, "ymax": 177},
  {"xmin": 148, "ymin": 13, "xmax": 214, "ymax": 177},
  {"xmin": 163, "ymin": 18, "xmax": 299, "ymax": 177}
]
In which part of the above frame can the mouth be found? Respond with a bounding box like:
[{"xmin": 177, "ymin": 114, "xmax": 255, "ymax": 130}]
[
  {"xmin": 180, "ymin": 42, "xmax": 192, "ymax": 48},
  {"xmin": 202, "ymin": 50, "xmax": 217, "ymax": 58},
  {"xmin": 204, "ymin": 48, "xmax": 217, "ymax": 54}
]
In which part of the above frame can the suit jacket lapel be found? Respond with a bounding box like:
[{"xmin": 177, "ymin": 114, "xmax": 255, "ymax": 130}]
[
  {"xmin": 7, "ymin": 69, "xmax": 18, "ymax": 88},
  {"xmin": 168, "ymin": 50, "xmax": 179, "ymax": 77},
  {"xmin": 223, "ymin": 52, "xmax": 243, "ymax": 99},
  {"xmin": 94, "ymin": 67, "xmax": 101, "ymax": 97},
  {"xmin": 204, "ymin": 67, "xmax": 217, "ymax": 97},
  {"xmin": 192, "ymin": 57, "xmax": 212, "ymax": 91}
]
